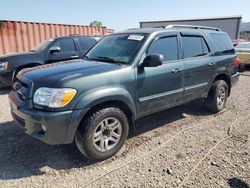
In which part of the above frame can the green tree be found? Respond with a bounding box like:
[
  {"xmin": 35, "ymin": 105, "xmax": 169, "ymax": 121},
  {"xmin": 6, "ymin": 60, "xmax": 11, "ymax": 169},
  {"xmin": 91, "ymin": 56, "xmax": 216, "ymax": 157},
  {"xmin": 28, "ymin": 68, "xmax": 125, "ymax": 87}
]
[{"xmin": 89, "ymin": 21, "xmax": 102, "ymax": 27}]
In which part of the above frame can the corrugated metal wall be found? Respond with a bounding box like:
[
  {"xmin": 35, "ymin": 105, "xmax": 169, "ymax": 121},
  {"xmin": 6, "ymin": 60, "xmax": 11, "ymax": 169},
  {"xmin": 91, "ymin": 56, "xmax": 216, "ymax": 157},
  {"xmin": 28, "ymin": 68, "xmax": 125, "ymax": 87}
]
[
  {"xmin": 140, "ymin": 16, "xmax": 242, "ymax": 39},
  {"xmin": 0, "ymin": 20, "xmax": 114, "ymax": 55}
]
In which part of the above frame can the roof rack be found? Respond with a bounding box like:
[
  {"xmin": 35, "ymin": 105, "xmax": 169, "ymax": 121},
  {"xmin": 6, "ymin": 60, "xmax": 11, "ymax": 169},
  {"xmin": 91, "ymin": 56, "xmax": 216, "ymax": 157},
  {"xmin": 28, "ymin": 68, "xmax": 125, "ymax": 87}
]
[
  {"xmin": 165, "ymin": 24, "xmax": 221, "ymax": 31},
  {"xmin": 153, "ymin": 26, "xmax": 165, "ymax": 29},
  {"xmin": 127, "ymin": 28, "xmax": 141, "ymax": 30}
]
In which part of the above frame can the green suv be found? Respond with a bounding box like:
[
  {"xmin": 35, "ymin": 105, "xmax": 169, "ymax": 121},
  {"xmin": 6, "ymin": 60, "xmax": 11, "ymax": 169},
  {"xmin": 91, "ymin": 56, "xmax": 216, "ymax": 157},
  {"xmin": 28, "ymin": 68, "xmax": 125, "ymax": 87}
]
[{"xmin": 9, "ymin": 25, "xmax": 239, "ymax": 161}]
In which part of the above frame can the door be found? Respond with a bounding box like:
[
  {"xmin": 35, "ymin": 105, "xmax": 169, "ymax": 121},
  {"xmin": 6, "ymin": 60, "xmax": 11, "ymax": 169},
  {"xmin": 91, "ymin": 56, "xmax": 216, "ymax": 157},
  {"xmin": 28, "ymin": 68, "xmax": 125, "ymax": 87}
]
[
  {"xmin": 46, "ymin": 38, "xmax": 79, "ymax": 63},
  {"xmin": 137, "ymin": 35, "xmax": 184, "ymax": 116},
  {"xmin": 180, "ymin": 35, "xmax": 215, "ymax": 102}
]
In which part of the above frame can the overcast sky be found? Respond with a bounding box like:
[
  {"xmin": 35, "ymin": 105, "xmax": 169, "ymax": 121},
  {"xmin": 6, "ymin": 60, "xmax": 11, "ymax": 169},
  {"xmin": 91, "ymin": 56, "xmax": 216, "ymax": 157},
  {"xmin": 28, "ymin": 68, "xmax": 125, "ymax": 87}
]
[{"xmin": 1, "ymin": 0, "xmax": 250, "ymax": 31}]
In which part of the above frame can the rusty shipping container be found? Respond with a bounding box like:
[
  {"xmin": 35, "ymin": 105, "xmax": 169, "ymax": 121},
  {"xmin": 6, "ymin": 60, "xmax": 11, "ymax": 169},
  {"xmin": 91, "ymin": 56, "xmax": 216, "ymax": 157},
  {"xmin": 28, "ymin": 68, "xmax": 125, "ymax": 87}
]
[{"xmin": 0, "ymin": 20, "xmax": 114, "ymax": 55}]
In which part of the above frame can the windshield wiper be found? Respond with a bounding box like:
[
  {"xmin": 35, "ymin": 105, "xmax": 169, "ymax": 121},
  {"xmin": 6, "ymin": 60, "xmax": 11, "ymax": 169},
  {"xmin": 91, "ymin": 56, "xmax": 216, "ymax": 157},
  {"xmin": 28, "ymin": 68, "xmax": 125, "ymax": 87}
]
[
  {"xmin": 83, "ymin": 55, "xmax": 90, "ymax": 60},
  {"xmin": 85, "ymin": 56, "xmax": 126, "ymax": 64},
  {"xmin": 96, "ymin": 56, "xmax": 117, "ymax": 62}
]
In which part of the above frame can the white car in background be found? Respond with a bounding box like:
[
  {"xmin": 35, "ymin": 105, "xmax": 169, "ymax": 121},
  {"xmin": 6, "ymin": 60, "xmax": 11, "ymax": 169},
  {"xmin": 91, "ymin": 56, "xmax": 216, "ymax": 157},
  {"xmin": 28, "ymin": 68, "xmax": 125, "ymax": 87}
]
[{"xmin": 235, "ymin": 42, "xmax": 250, "ymax": 67}]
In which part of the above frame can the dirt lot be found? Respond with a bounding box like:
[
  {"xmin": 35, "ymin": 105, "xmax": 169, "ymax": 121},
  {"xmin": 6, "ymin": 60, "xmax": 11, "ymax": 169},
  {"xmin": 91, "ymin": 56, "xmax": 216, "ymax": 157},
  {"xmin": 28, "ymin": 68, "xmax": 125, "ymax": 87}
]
[{"xmin": 0, "ymin": 72, "xmax": 249, "ymax": 188}]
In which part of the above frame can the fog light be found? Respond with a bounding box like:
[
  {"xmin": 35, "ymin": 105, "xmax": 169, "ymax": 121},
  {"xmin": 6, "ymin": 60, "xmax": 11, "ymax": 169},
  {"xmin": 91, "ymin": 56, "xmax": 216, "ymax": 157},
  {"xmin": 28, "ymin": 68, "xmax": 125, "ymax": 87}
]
[{"xmin": 41, "ymin": 124, "xmax": 47, "ymax": 132}]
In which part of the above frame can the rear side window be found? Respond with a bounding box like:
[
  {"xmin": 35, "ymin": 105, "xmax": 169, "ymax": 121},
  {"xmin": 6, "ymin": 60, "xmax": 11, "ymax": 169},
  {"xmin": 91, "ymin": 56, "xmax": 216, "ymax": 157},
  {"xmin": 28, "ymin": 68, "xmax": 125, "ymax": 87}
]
[
  {"xmin": 182, "ymin": 36, "xmax": 209, "ymax": 58},
  {"xmin": 53, "ymin": 38, "xmax": 76, "ymax": 52},
  {"xmin": 210, "ymin": 33, "xmax": 234, "ymax": 54},
  {"xmin": 78, "ymin": 37, "xmax": 97, "ymax": 53},
  {"xmin": 148, "ymin": 36, "xmax": 178, "ymax": 61}
]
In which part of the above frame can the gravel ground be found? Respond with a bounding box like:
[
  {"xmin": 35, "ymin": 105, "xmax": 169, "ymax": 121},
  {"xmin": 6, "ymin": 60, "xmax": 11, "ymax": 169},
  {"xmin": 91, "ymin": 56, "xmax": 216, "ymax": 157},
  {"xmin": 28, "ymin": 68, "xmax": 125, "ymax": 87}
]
[{"xmin": 0, "ymin": 72, "xmax": 249, "ymax": 188}]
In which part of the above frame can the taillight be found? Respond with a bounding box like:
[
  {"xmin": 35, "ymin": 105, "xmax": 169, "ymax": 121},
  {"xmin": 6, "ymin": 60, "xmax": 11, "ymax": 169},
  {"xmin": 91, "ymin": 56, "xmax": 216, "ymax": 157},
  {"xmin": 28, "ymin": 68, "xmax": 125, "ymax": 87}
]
[{"xmin": 234, "ymin": 56, "xmax": 240, "ymax": 68}]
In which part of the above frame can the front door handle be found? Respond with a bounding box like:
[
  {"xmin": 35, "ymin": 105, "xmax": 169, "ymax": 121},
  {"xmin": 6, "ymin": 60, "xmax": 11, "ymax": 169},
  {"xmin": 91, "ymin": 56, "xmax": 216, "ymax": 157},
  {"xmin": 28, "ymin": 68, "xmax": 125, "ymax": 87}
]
[
  {"xmin": 208, "ymin": 62, "xmax": 215, "ymax": 67},
  {"xmin": 71, "ymin": 55, "xmax": 79, "ymax": 58},
  {"xmin": 171, "ymin": 68, "xmax": 182, "ymax": 74}
]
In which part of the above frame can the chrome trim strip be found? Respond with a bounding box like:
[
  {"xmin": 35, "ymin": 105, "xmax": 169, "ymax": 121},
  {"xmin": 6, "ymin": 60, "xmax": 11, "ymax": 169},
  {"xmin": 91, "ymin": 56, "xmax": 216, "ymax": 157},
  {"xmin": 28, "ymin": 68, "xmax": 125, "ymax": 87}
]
[
  {"xmin": 139, "ymin": 88, "xmax": 183, "ymax": 102},
  {"xmin": 185, "ymin": 82, "xmax": 208, "ymax": 91}
]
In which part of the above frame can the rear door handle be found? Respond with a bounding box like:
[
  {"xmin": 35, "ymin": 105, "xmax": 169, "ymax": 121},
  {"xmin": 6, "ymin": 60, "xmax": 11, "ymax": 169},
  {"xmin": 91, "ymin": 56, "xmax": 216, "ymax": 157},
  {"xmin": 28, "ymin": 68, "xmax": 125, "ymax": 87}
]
[
  {"xmin": 208, "ymin": 62, "xmax": 215, "ymax": 67},
  {"xmin": 71, "ymin": 55, "xmax": 79, "ymax": 58},
  {"xmin": 171, "ymin": 68, "xmax": 182, "ymax": 74}
]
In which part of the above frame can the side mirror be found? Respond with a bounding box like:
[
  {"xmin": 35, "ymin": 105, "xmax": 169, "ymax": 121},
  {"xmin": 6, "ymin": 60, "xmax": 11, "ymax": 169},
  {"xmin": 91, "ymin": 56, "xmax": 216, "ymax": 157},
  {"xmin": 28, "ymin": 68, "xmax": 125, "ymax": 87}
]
[
  {"xmin": 49, "ymin": 46, "xmax": 61, "ymax": 54},
  {"xmin": 141, "ymin": 54, "xmax": 164, "ymax": 68}
]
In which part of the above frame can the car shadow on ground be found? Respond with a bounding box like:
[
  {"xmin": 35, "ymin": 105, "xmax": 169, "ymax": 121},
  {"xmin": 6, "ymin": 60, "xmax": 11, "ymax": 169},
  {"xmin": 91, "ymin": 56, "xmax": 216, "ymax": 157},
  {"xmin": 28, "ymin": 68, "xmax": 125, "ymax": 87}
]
[
  {"xmin": 228, "ymin": 177, "xmax": 249, "ymax": 188},
  {"xmin": 132, "ymin": 100, "xmax": 212, "ymax": 138},
  {"xmin": 0, "ymin": 99, "xmax": 212, "ymax": 180}
]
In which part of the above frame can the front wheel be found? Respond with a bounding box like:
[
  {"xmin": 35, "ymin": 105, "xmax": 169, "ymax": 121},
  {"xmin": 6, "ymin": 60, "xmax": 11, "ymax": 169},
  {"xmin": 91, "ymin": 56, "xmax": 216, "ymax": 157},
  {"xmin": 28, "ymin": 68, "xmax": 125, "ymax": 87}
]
[
  {"xmin": 75, "ymin": 107, "xmax": 129, "ymax": 161},
  {"xmin": 205, "ymin": 80, "xmax": 228, "ymax": 113}
]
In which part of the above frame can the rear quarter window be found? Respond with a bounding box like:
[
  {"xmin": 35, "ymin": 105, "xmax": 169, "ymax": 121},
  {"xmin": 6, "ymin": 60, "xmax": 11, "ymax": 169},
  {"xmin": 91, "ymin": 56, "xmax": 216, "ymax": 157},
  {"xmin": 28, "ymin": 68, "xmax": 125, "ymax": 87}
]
[{"xmin": 210, "ymin": 33, "xmax": 234, "ymax": 55}]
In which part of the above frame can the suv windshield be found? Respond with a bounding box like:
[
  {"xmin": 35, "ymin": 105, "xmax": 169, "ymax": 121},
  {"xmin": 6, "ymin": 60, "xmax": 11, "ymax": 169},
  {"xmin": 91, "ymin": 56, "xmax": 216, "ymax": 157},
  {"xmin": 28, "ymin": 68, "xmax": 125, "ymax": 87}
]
[
  {"xmin": 32, "ymin": 38, "xmax": 54, "ymax": 52},
  {"xmin": 85, "ymin": 33, "xmax": 147, "ymax": 64}
]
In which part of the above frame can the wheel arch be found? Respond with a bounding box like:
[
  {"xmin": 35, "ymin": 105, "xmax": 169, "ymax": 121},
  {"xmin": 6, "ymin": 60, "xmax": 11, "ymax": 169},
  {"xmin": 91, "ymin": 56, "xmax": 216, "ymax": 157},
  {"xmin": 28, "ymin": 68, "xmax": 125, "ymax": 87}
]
[
  {"xmin": 79, "ymin": 99, "xmax": 135, "ymax": 132},
  {"xmin": 212, "ymin": 73, "xmax": 231, "ymax": 96},
  {"xmin": 74, "ymin": 87, "xmax": 136, "ymax": 134}
]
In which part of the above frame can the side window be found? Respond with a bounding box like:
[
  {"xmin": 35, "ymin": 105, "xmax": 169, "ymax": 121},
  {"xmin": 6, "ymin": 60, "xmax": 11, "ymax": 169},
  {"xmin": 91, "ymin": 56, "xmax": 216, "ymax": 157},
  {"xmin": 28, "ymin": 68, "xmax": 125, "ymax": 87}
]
[
  {"xmin": 210, "ymin": 33, "xmax": 234, "ymax": 54},
  {"xmin": 148, "ymin": 36, "xmax": 178, "ymax": 61},
  {"xmin": 53, "ymin": 38, "xmax": 76, "ymax": 52},
  {"xmin": 78, "ymin": 38, "xmax": 96, "ymax": 52},
  {"xmin": 182, "ymin": 36, "xmax": 209, "ymax": 58}
]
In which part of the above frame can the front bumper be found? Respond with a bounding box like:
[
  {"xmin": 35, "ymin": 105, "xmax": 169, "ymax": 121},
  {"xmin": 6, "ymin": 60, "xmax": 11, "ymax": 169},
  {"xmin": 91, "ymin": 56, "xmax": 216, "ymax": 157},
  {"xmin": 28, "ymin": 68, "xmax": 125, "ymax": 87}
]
[
  {"xmin": 231, "ymin": 72, "xmax": 240, "ymax": 87},
  {"xmin": 9, "ymin": 91, "xmax": 89, "ymax": 145}
]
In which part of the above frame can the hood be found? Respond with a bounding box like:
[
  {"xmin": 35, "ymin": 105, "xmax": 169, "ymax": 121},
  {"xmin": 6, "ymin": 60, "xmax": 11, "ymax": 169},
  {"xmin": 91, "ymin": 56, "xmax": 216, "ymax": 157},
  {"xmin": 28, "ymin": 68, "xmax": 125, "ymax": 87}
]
[
  {"xmin": 0, "ymin": 51, "xmax": 43, "ymax": 71},
  {"xmin": 19, "ymin": 59, "xmax": 122, "ymax": 85},
  {"xmin": 0, "ymin": 51, "xmax": 38, "ymax": 59}
]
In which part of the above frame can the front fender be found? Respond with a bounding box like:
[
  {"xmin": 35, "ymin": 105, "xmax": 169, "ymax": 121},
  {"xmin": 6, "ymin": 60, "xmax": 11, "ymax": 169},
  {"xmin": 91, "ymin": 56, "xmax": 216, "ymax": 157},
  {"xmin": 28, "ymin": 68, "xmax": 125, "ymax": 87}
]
[{"xmin": 74, "ymin": 87, "xmax": 136, "ymax": 119}]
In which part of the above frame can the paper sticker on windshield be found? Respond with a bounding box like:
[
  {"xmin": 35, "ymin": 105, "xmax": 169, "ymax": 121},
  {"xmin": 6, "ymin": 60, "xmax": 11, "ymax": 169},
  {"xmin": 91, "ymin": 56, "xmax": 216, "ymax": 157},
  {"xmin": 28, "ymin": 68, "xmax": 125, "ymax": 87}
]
[{"xmin": 127, "ymin": 35, "xmax": 144, "ymax": 41}]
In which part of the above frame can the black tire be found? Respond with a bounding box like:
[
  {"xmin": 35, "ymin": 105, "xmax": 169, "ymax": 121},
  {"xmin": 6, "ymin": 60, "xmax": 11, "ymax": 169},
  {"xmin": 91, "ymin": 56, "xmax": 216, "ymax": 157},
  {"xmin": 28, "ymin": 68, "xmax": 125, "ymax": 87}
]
[
  {"xmin": 238, "ymin": 63, "xmax": 245, "ymax": 73},
  {"xmin": 205, "ymin": 80, "xmax": 228, "ymax": 113},
  {"xmin": 75, "ymin": 107, "xmax": 129, "ymax": 161}
]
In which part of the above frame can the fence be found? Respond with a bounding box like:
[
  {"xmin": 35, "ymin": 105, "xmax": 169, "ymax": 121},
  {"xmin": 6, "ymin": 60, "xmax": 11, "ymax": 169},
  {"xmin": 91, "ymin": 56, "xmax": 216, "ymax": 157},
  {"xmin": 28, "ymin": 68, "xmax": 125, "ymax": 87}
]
[{"xmin": 0, "ymin": 20, "xmax": 114, "ymax": 55}]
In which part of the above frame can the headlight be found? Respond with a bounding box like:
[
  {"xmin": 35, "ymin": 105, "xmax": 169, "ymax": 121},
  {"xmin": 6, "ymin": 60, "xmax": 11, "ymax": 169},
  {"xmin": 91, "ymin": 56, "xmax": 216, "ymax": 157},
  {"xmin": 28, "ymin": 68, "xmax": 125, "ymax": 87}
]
[
  {"xmin": 33, "ymin": 87, "xmax": 77, "ymax": 108},
  {"xmin": 0, "ymin": 61, "xmax": 8, "ymax": 71}
]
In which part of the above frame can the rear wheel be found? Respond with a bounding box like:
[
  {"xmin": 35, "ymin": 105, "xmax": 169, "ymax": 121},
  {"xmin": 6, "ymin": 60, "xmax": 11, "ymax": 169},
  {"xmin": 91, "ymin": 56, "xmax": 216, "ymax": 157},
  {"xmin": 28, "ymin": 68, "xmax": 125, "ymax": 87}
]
[
  {"xmin": 205, "ymin": 80, "xmax": 228, "ymax": 113},
  {"xmin": 75, "ymin": 107, "xmax": 129, "ymax": 161},
  {"xmin": 238, "ymin": 63, "xmax": 245, "ymax": 73}
]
